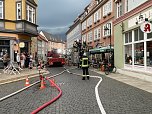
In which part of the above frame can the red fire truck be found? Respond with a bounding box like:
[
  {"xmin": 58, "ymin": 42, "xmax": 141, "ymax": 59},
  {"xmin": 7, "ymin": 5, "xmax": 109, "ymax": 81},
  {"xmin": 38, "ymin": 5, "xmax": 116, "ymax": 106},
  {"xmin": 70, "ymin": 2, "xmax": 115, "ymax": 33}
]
[{"xmin": 47, "ymin": 49, "xmax": 65, "ymax": 66}]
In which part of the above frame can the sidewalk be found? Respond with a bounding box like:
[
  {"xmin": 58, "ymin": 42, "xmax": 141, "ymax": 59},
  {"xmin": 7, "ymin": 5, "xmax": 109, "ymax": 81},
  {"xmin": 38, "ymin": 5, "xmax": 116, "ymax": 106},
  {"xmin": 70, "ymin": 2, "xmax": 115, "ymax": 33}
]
[
  {"xmin": 90, "ymin": 68, "xmax": 152, "ymax": 93},
  {"xmin": 0, "ymin": 68, "xmax": 50, "ymax": 85}
]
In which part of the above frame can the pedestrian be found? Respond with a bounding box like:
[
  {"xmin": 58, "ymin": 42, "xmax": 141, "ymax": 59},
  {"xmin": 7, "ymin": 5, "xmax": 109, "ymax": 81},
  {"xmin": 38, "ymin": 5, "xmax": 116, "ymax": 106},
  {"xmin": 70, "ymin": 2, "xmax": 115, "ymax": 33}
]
[
  {"xmin": 20, "ymin": 53, "xmax": 25, "ymax": 68},
  {"xmin": 16, "ymin": 52, "xmax": 21, "ymax": 69},
  {"xmin": 3, "ymin": 53, "xmax": 9, "ymax": 68},
  {"xmin": 29, "ymin": 53, "xmax": 33, "ymax": 69},
  {"xmin": 81, "ymin": 52, "xmax": 89, "ymax": 80}
]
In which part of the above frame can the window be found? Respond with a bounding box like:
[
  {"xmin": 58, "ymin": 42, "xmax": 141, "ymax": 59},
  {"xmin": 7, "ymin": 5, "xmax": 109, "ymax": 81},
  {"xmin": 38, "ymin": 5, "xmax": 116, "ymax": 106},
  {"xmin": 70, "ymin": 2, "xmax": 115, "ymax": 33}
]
[
  {"xmin": 147, "ymin": 41, "xmax": 152, "ymax": 67},
  {"xmin": 94, "ymin": 9, "xmax": 101, "ymax": 23},
  {"xmin": 0, "ymin": 1, "xmax": 3, "ymax": 19},
  {"xmin": 116, "ymin": 1, "xmax": 122, "ymax": 18},
  {"xmin": 125, "ymin": 31, "xmax": 132, "ymax": 43},
  {"xmin": 98, "ymin": 28, "xmax": 101, "ymax": 38},
  {"xmin": 125, "ymin": 44, "xmax": 132, "ymax": 64},
  {"xmin": 134, "ymin": 42, "xmax": 144, "ymax": 66},
  {"xmin": 87, "ymin": 16, "xmax": 92, "ymax": 27},
  {"xmin": 16, "ymin": 2, "xmax": 21, "ymax": 20},
  {"xmin": 94, "ymin": 29, "xmax": 98, "ymax": 40},
  {"xmin": 94, "ymin": 12, "xmax": 98, "ymax": 23},
  {"xmin": 125, "ymin": 0, "xmax": 148, "ymax": 13},
  {"xmin": 94, "ymin": 27, "xmax": 101, "ymax": 40},
  {"xmin": 147, "ymin": 32, "xmax": 152, "ymax": 39},
  {"xmin": 103, "ymin": 0, "xmax": 112, "ymax": 16},
  {"xmin": 134, "ymin": 28, "xmax": 144, "ymax": 41},
  {"xmin": 82, "ymin": 21, "xmax": 86, "ymax": 31},
  {"xmin": 103, "ymin": 22, "xmax": 112, "ymax": 37},
  {"xmin": 88, "ymin": 31, "xmax": 92, "ymax": 42},
  {"xmin": 26, "ymin": 5, "xmax": 35, "ymax": 23}
]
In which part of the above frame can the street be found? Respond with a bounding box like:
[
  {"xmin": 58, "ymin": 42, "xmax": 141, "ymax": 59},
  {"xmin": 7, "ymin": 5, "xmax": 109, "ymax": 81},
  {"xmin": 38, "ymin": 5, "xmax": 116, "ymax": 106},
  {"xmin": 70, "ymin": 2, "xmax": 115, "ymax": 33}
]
[{"xmin": 0, "ymin": 66, "xmax": 152, "ymax": 114}]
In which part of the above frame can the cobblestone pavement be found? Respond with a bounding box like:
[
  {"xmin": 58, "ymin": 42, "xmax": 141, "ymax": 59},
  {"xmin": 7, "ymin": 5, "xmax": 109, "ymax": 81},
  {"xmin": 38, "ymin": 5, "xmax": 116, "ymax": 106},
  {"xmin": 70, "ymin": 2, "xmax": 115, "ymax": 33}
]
[
  {"xmin": 0, "ymin": 66, "xmax": 152, "ymax": 114},
  {"xmin": 69, "ymin": 67, "xmax": 152, "ymax": 114}
]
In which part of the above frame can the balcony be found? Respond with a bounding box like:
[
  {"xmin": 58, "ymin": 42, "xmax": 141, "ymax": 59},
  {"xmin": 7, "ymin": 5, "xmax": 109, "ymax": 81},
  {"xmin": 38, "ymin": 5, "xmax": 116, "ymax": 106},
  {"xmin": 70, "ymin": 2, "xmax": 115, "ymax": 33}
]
[{"xmin": 16, "ymin": 20, "xmax": 38, "ymax": 36}]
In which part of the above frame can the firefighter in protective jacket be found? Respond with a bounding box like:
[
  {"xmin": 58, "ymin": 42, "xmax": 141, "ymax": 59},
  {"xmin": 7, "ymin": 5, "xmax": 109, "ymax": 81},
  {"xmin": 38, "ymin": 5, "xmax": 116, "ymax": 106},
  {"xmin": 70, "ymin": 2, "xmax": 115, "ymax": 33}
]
[{"xmin": 81, "ymin": 52, "xmax": 89, "ymax": 80}]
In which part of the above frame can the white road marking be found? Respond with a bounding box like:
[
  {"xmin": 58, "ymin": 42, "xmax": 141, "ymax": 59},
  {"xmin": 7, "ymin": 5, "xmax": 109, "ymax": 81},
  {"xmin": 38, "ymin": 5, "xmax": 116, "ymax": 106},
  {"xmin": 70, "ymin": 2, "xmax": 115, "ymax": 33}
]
[
  {"xmin": 67, "ymin": 70, "xmax": 106, "ymax": 114},
  {"xmin": 91, "ymin": 76, "xmax": 106, "ymax": 114},
  {"xmin": 0, "ymin": 81, "xmax": 40, "ymax": 101}
]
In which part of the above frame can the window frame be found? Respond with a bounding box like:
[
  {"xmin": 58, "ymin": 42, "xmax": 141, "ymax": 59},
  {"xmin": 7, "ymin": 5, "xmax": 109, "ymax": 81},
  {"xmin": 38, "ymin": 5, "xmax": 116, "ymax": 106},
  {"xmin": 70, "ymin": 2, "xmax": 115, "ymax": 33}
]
[
  {"xmin": 16, "ymin": 2, "xmax": 22, "ymax": 20},
  {"xmin": 0, "ymin": 1, "xmax": 4, "ymax": 19},
  {"xmin": 26, "ymin": 4, "xmax": 36, "ymax": 24}
]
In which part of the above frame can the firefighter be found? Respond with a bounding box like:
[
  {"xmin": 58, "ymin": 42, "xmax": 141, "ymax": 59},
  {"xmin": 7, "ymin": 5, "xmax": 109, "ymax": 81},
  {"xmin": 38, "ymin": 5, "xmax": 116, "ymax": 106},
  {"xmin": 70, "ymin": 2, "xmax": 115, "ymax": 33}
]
[{"xmin": 81, "ymin": 52, "xmax": 89, "ymax": 80}]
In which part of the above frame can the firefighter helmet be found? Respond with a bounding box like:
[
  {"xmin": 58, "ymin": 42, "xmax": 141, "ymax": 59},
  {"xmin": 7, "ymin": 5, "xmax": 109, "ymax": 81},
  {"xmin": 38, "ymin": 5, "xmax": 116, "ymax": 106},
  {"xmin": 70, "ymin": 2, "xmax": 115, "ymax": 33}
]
[{"xmin": 83, "ymin": 52, "xmax": 86, "ymax": 56}]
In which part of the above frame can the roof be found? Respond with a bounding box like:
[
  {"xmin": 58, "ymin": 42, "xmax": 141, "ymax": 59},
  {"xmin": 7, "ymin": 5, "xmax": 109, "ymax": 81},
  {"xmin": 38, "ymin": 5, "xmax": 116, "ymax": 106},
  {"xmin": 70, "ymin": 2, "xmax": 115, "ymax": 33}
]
[{"xmin": 40, "ymin": 31, "xmax": 65, "ymax": 43}]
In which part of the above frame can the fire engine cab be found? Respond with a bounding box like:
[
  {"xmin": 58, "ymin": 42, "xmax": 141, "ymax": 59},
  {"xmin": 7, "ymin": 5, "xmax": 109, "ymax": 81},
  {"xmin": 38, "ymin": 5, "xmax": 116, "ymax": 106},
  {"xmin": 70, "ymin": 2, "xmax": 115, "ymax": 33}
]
[{"xmin": 47, "ymin": 49, "xmax": 65, "ymax": 66}]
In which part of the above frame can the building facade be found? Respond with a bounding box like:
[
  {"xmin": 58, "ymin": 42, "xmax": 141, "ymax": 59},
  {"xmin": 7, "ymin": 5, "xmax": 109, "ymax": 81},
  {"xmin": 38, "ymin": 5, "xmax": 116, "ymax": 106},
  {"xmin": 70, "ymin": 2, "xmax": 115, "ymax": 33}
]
[
  {"xmin": 37, "ymin": 34, "xmax": 48, "ymax": 62},
  {"xmin": 0, "ymin": 0, "xmax": 38, "ymax": 62},
  {"xmin": 114, "ymin": 0, "xmax": 152, "ymax": 73},
  {"xmin": 40, "ymin": 31, "xmax": 65, "ymax": 55},
  {"xmin": 81, "ymin": 0, "xmax": 115, "ymax": 61},
  {"xmin": 66, "ymin": 18, "xmax": 82, "ymax": 50}
]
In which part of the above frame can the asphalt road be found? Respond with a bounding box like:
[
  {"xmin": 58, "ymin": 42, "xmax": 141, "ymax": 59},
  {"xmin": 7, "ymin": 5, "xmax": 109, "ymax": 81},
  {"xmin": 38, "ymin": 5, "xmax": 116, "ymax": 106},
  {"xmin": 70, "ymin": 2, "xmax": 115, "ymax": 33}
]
[{"xmin": 0, "ymin": 66, "xmax": 152, "ymax": 114}]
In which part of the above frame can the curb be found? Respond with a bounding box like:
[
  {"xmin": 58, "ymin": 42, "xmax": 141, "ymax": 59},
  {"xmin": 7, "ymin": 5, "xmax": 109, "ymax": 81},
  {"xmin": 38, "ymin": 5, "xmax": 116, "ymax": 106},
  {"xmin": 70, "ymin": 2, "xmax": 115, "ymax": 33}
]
[
  {"xmin": 0, "ymin": 71, "xmax": 50, "ymax": 85},
  {"xmin": 117, "ymin": 69, "xmax": 152, "ymax": 83},
  {"xmin": 90, "ymin": 68, "xmax": 152, "ymax": 83}
]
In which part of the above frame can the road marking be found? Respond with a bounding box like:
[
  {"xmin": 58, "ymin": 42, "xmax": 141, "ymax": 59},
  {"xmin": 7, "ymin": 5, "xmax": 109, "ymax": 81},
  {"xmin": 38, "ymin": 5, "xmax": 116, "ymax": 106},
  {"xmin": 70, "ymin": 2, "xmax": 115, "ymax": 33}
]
[
  {"xmin": 0, "ymin": 81, "xmax": 40, "ymax": 102},
  {"xmin": 66, "ymin": 69, "xmax": 106, "ymax": 114},
  {"xmin": 91, "ymin": 76, "xmax": 106, "ymax": 114}
]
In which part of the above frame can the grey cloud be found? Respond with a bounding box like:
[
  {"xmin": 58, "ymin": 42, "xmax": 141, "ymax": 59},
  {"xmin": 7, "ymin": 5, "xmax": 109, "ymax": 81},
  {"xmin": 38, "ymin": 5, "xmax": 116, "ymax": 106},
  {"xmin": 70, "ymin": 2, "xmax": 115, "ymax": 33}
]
[{"xmin": 38, "ymin": 0, "xmax": 91, "ymax": 34}]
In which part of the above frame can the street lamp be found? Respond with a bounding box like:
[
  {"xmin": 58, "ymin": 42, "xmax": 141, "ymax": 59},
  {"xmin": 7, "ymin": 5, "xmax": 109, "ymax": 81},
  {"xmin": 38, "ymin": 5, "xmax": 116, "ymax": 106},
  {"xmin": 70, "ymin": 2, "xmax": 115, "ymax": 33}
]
[{"xmin": 104, "ymin": 23, "xmax": 112, "ymax": 63}]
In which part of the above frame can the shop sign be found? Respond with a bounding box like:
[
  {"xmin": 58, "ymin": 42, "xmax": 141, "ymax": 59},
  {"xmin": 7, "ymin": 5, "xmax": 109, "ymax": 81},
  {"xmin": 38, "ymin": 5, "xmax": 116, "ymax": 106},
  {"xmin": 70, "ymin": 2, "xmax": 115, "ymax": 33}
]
[
  {"xmin": 19, "ymin": 42, "xmax": 25, "ymax": 48},
  {"xmin": 140, "ymin": 22, "xmax": 152, "ymax": 33}
]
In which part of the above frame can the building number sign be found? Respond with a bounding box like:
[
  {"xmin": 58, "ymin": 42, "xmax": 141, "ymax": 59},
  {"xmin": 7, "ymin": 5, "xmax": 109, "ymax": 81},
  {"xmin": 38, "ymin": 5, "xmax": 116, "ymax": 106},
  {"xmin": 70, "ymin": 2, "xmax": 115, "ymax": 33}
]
[{"xmin": 140, "ymin": 22, "xmax": 152, "ymax": 33}]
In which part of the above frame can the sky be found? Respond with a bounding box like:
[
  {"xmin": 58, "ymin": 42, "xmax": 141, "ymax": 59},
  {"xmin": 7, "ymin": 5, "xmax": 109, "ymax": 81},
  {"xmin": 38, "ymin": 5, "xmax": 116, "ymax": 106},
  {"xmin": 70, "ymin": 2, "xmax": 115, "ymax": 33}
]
[{"xmin": 37, "ymin": 0, "xmax": 91, "ymax": 38}]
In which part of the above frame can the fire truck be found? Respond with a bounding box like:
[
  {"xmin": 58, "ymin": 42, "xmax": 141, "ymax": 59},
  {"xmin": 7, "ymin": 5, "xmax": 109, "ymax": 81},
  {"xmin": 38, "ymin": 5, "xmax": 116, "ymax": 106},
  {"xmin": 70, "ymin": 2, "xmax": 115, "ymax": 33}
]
[{"xmin": 47, "ymin": 49, "xmax": 65, "ymax": 66}]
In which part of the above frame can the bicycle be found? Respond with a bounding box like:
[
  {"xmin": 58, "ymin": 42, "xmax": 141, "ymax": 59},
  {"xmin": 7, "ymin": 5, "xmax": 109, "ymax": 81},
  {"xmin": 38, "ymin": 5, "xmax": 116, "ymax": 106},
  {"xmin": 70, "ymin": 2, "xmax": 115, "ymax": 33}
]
[{"xmin": 104, "ymin": 63, "xmax": 117, "ymax": 75}]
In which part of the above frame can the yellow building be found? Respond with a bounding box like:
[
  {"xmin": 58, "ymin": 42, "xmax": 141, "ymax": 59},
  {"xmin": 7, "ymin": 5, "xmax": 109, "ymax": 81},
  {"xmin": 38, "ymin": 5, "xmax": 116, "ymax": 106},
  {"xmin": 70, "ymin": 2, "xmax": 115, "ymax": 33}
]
[{"xmin": 0, "ymin": 0, "xmax": 38, "ymax": 62}]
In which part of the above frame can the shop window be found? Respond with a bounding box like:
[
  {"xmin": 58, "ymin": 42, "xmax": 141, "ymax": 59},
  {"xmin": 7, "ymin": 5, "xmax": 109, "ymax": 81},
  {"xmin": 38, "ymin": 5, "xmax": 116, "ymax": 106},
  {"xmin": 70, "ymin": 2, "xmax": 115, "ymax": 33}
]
[
  {"xmin": 147, "ymin": 41, "xmax": 152, "ymax": 67},
  {"xmin": 134, "ymin": 42, "xmax": 144, "ymax": 66},
  {"xmin": 125, "ymin": 44, "xmax": 132, "ymax": 64},
  {"xmin": 125, "ymin": 31, "xmax": 132, "ymax": 43},
  {"xmin": 147, "ymin": 32, "xmax": 152, "ymax": 39},
  {"xmin": 139, "ymin": 29, "xmax": 144, "ymax": 40},
  {"xmin": 134, "ymin": 28, "xmax": 144, "ymax": 41}
]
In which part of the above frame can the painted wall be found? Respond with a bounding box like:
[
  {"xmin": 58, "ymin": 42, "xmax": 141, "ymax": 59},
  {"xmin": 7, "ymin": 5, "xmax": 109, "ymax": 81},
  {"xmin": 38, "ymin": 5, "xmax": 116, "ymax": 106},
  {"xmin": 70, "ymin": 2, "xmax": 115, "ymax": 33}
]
[
  {"xmin": 114, "ymin": 22, "xmax": 124, "ymax": 69},
  {"xmin": 5, "ymin": 0, "xmax": 16, "ymax": 30}
]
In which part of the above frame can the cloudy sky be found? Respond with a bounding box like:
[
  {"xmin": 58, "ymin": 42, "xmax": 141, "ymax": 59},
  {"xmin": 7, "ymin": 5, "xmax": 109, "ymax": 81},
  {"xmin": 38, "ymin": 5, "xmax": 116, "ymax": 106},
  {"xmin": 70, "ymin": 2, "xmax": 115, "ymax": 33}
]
[{"xmin": 37, "ymin": 0, "xmax": 91, "ymax": 36}]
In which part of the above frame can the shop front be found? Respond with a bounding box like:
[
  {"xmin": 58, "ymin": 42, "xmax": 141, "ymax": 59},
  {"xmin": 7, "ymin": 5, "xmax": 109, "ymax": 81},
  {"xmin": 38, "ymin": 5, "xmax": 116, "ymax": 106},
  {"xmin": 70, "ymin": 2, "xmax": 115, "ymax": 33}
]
[
  {"xmin": 114, "ymin": 5, "xmax": 152, "ymax": 74},
  {"xmin": 0, "ymin": 33, "xmax": 31, "ymax": 64},
  {"xmin": 89, "ymin": 46, "xmax": 114, "ymax": 64},
  {"xmin": 124, "ymin": 27, "xmax": 152, "ymax": 73}
]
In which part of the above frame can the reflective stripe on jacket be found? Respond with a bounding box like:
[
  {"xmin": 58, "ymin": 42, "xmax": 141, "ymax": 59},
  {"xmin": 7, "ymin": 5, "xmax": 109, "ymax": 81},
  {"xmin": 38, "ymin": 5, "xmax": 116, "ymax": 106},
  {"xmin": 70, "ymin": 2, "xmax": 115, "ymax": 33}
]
[{"xmin": 82, "ymin": 57, "xmax": 88, "ymax": 67}]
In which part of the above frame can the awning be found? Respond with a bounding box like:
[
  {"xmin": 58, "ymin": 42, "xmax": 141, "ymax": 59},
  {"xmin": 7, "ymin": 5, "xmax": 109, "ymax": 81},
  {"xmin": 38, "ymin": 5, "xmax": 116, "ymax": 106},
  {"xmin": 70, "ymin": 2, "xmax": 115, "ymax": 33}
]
[{"xmin": 89, "ymin": 46, "xmax": 114, "ymax": 54}]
